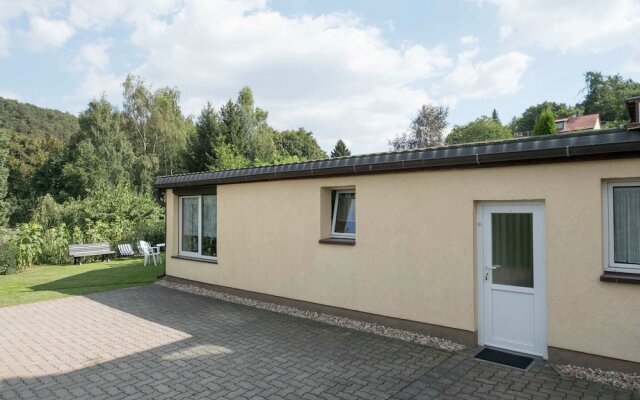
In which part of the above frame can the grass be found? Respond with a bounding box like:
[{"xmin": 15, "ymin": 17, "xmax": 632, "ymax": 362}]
[{"xmin": 0, "ymin": 256, "xmax": 164, "ymax": 308}]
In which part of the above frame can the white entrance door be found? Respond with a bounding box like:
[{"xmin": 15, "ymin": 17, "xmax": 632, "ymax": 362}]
[{"xmin": 478, "ymin": 202, "xmax": 547, "ymax": 358}]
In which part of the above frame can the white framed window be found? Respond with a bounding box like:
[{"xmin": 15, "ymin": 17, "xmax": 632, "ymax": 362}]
[
  {"xmin": 555, "ymin": 121, "xmax": 565, "ymax": 130},
  {"xmin": 605, "ymin": 182, "xmax": 640, "ymax": 273},
  {"xmin": 179, "ymin": 194, "xmax": 217, "ymax": 260},
  {"xmin": 331, "ymin": 189, "xmax": 356, "ymax": 239}
]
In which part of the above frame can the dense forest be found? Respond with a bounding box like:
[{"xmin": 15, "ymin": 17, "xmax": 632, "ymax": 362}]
[
  {"xmin": 0, "ymin": 97, "xmax": 78, "ymax": 138},
  {"xmin": 0, "ymin": 71, "xmax": 638, "ymax": 273}
]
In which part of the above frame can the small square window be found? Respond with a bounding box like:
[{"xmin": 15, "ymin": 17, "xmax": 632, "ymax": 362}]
[
  {"xmin": 331, "ymin": 190, "xmax": 356, "ymax": 238},
  {"xmin": 605, "ymin": 182, "xmax": 640, "ymax": 273}
]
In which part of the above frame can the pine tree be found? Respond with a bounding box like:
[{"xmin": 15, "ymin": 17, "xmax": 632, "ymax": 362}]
[
  {"xmin": 533, "ymin": 106, "xmax": 557, "ymax": 135},
  {"xmin": 491, "ymin": 109, "xmax": 500, "ymax": 124},
  {"xmin": 184, "ymin": 103, "xmax": 221, "ymax": 172},
  {"xmin": 331, "ymin": 139, "xmax": 351, "ymax": 158}
]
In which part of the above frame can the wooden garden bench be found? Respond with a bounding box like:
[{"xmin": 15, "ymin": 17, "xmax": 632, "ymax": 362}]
[{"xmin": 68, "ymin": 243, "xmax": 115, "ymax": 265}]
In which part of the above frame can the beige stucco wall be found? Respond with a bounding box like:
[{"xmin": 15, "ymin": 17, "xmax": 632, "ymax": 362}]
[{"xmin": 165, "ymin": 158, "xmax": 640, "ymax": 363}]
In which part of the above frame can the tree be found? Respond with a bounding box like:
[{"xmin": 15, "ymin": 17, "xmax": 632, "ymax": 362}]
[
  {"xmin": 445, "ymin": 116, "xmax": 512, "ymax": 145},
  {"xmin": 213, "ymin": 143, "xmax": 250, "ymax": 170},
  {"xmin": 5, "ymin": 132, "xmax": 66, "ymax": 224},
  {"xmin": 272, "ymin": 128, "xmax": 327, "ymax": 160},
  {"xmin": 148, "ymin": 87, "xmax": 192, "ymax": 176},
  {"xmin": 62, "ymin": 98, "xmax": 136, "ymax": 198},
  {"xmin": 581, "ymin": 71, "xmax": 640, "ymax": 126},
  {"xmin": 491, "ymin": 109, "xmax": 500, "ymax": 124},
  {"xmin": 122, "ymin": 75, "xmax": 192, "ymax": 189},
  {"xmin": 533, "ymin": 106, "xmax": 557, "ymax": 135},
  {"xmin": 182, "ymin": 87, "xmax": 327, "ymax": 172},
  {"xmin": 184, "ymin": 103, "xmax": 222, "ymax": 172},
  {"xmin": 510, "ymin": 102, "xmax": 581, "ymax": 133},
  {"xmin": 219, "ymin": 100, "xmax": 252, "ymax": 157},
  {"xmin": 0, "ymin": 130, "xmax": 9, "ymax": 226},
  {"xmin": 248, "ymin": 126, "xmax": 279, "ymax": 164},
  {"xmin": 389, "ymin": 104, "xmax": 448, "ymax": 150},
  {"xmin": 122, "ymin": 75, "xmax": 153, "ymax": 154},
  {"xmin": 237, "ymin": 86, "xmax": 268, "ymax": 129},
  {"xmin": 331, "ymin": 140, "xmax": 351, "ymax": 157}
]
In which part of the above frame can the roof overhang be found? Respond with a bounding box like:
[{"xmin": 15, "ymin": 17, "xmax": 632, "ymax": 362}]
[{"xmin": 154, "ymin": 129, "xmax": 640, "ymax": 189}]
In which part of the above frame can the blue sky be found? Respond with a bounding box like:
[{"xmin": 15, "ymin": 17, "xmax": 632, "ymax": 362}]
[{"xmin": 0, "ymin": 0, "xmax": 639, "ymax": 154}]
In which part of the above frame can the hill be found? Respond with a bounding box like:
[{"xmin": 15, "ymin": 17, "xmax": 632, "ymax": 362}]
[{"xmin": 0, "ymin": 97, "xmax": 78, "ymax": 138}]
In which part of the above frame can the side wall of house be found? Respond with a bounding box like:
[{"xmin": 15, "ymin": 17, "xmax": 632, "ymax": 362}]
[{"xmin": 165, "ymin": 158, "xmax": 640, "ymax": 364}]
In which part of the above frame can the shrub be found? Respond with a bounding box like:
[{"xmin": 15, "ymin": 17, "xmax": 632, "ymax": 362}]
[
  {"xmin": 16, "ymin": 223, "xmax": 43, "ymax": 269},
  {"xmin": 31, "ymin": 194, "xmax": 65, "ymax": 229},
  {"xmin": 0, "ymin": 228, "xmax": 18, "ymax": 275},
  {"xmin": 533, "ymin": 106, "xmax": 557, "ymax": 136},
  {"xmin": 39, "ymin": 224, "xmax": 70, "ymax": 265},
  {"xmin": 19, "ymin": 184, "xmax": 165, "ymax": 268}
]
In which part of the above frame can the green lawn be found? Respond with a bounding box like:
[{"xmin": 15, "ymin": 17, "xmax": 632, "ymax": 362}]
[{"xmin": 0, "ymin": 256, "xmax": 164, "ymax": 308}]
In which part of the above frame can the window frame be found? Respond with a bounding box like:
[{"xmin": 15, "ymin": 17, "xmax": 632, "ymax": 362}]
[
  {"xmin": 605, "ymin": 181, "xmax": 640, "ymax": 273},
  {"xmin": 178, "ymin": 195, "xmax": 217, "ymax": 261},
  {"xmin": 331, "ymin": 189, "xmax": 356, "ymax": 239}
]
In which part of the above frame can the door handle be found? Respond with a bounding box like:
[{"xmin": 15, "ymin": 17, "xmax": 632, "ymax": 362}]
[{"xmin": 485, "ymin": 265, "xmax": 501, "ymax": 270}]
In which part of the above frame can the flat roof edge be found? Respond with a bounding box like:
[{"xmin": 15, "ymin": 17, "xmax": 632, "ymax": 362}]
[{"xmin": 154, "ymin": 129, "xmax": 640, "ymax": 189}]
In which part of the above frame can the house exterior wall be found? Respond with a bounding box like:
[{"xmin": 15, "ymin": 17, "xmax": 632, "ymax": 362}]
[{"xmin": 164, "ymin": 158, "xmax": 640, "ymax": 364}]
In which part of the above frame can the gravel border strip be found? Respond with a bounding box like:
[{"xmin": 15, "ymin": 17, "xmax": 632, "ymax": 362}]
[
  {"xmin": 555, "ymin": 364, "xmax": 639, "ymax": 392},
  {"xmin": 155, "ymin": 279, "xmax": 467, "ymax": 352}
]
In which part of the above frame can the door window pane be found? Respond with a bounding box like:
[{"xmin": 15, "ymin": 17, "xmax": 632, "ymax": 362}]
[
  {"xmin": 182, "ymin": 197, "xmax": 199, "ymax": 253},
  {"xmin": 201, "ymin": 195, "xmax": 217, "ymax": 257},
  {"xmin": 492, "ymin": 213, "xmax": 534, "ymax": 288},
  {"xmin": 613, "ymin": 186, "xmax": 640, "ymax": 265},
  {"xmin": 334, "ymin": 192, "xmax": 356, "ymax": 235}
]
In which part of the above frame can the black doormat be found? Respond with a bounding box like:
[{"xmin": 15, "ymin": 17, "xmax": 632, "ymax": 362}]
[{"xmin": 474, "ymin": 348, "xmax": 533, "ymax": 370}]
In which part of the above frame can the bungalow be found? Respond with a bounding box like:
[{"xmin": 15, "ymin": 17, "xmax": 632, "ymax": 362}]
[{"xmin": 154, "ymin": 128, "xmax": 640, "ymax": 373}]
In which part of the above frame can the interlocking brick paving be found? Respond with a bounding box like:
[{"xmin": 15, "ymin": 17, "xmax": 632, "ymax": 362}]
[{"xmin": 0, "ymin": 285, "xmax": 637, "ymax": 399}]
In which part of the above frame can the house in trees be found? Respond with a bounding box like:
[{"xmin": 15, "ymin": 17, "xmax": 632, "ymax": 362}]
[
  {"xmin": 155, "ymin": 126, "xmax": 640, "ymax": 374},
  {"xmin": 554, "ymin": 113, "xmax": 601, "ymax": 133}
]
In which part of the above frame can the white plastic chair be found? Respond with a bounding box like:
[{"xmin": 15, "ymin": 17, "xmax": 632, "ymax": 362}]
[{"xmin": 138, "ymin": 240, "xmax": 160, "ymax": 266}]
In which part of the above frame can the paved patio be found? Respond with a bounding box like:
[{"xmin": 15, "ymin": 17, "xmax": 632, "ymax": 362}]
[{"xmin": 0, "ymin": 285, "xmax": 636, "ymax": 400}]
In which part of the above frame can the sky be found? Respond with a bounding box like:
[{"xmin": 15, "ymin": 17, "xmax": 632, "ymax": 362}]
[{"xmin": 0, "ymin": 0, "xmax": 639, "ymax": 154}]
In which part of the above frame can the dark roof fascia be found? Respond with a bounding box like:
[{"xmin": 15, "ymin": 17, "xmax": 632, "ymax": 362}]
[{"xmin": 154, "ymin": 129, "xmax": 640, "ymax": 189}]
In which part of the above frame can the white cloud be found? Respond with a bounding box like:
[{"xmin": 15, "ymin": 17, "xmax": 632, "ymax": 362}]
[
  {"xmin": 24, "ymin": 16, "xmax": 75, "ymax": 51},
  {"xmin": 489, "ymin": 0, "xmax": 640, "ymax": 53},
  {"xmin": 73, "ymin": 39, "xmax": 112, "ymax": 71},
  {"xmin": 0, "ymin": 0, "xmax": 67, "ymax": 55},
  {"xmin": 460, "ymin": 35, "xmax": 478, "ymax": 46},
  {"xmin": 440, "ymin": 50, "xmax": 532, "ymax": 102},
  {"xmin": 67, "ymin": 39, "xmax": 123, "ymax": 106},
  {"xmin": 0, "ymin": 0, "xmax": 535, "ymax": 153},
  {"xmin": 68, "ymin": 0, "xmax": 178, "ymax": 30},
  {"xmin": 126, "ymin": 0, "xmax": 457, "ymax": 153}
]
